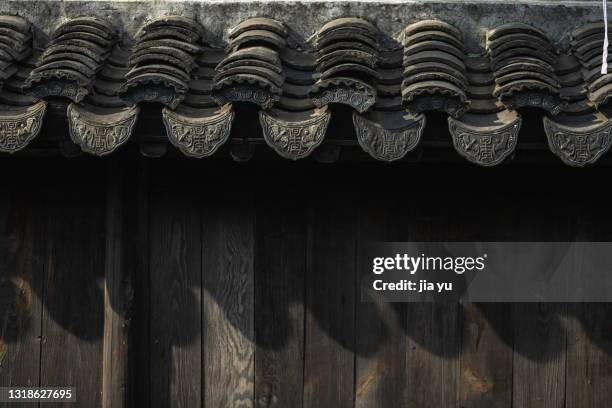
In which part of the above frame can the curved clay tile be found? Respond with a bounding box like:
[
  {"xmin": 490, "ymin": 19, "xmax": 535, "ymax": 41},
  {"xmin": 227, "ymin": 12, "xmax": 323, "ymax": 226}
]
[
  {"xmin": 350, "ymin": 44, "xmax": 426, "ymax": 162},
  {"xmin": 136, "ymin": 16, "xmax": 205, "ymax": 40},
  {"xmin": 5, "ymin": 14, "xmax": 612, "ymax": 164},
  {"xmin": 352, "ymin": 110, "xmax": 425, "ymax": 162},
  {"xmin": 259, "ymin": 108, "xmax": 330, "ymax": 160},
  {"xmin": 67, "ymin": 46, "xmax": 140, "ymax": 156},
  {"xmin": 448, "ymin": 55, "xmax": 522, "ymax": 166},
  {"xmin": 542, "ymin": 53, "xmax": 612, "ymax": 167},
  {"xmin": 163, "ymin": 104, "xmax": 234, "ymax": 158},
  {"xmin": 309, "ymin": 17, "xmax": 378, "ymax": 113},
  {"xmin": 0, "ymin": 17, "xmax": 47, "ymax": 154},
  {"xmin": 213, "ymin": 18, "xmax": 286, "ymax": 109},
  {"xmin": 258, "ymin": 43, "xmax": 329, "ymax": 160},
  {"xmin": 402, "ymin": 20, "xmax": 469, "ymax": 117},
  {"xmin": 544, "ymin": 112, "xmax": 612, "ymax": 167},
  {"xmin": 276, "ymin": 59, "xmax": 315, "ymax": 112},
  {"xmin": 487, "ymin": 23, "xmax": 565, "ymax": 114},
  {"xmin": 228, "ymin": 18, "xmax": 288, "ymax": 41},
  {"xmin": 24, "ymin": 17, "xmax": 116, "ymax": 103},
  {"xmin": 67, "ymin": 103, "xmax": 139, "ymax": 156},
  {"xmin": 571, "ymin": 22, "xmax": 612, "ymax": 109},
  {"xmin": 119, "ymin": 16, "xmax": 204, "ymax": 108},
  {"xmin": 162, "ymin": 41, "xmax": 235, "ymax": 158}
]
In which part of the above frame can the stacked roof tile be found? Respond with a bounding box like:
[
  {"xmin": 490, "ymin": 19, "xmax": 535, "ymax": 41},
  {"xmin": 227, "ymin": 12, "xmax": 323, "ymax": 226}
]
[
  {"xmin": 0, "ymin": 16, "xmax": 45, "ymax": 153},
  {"xmin": 1, "ymin": 15, "xmax": 612, "ymax": 166}
]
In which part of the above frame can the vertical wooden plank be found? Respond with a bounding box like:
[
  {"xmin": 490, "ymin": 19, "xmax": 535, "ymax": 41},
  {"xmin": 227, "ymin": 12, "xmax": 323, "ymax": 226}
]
[
  {"xmin": 512, "ymin": 209, "xmax": 571, "ymax": 408},
  {"xmin": 460, "ymin": 303, "xmax": 513, "ymax": 408},
  {"xmin": 202, "ymin": 183, "xmax": 255, "ymax": 407},
  {"xmin": 39, "ymin": 161, "xmax": 106, "ymax": 407},
  {"xmin": 512, "ymin": 303, "xmax": 566, "ymax": 408},
  {"xmin": 102, "ymin": 157, "xmax": 138, "ymax": 408},
  {"xmin": 565, "ymin": 303, "xmax": 612, "ymax": 408},
  {"xmin": 0, "ymin": 169, "xmax": 43, "ymax": 408},
  {"xmin": 403, "ymin": 211, "xmax": 462, "ymax": 408},
  {"xmin": 565, "ymin": 209, "xmax": 612, "ymax": 407},
  {"xmin": 303, "ymin": 195, "xmax": 356, "ymax": 408},
  {"xmin": 254, "ymin": 189, "xmax": 305, "ymax": 408},
  {"xmin": 149, "ymin": 165, "xmax": 202, "ymax": 408},
  {"xmin": 458, "ymin": 209, "xmax": 514, "ymax": 408},
  {"xmin": 405, "ymin": 302, "xmax": 462, "ymax": 408},
  {"xmin": 354, "ymin": 199, "xmax": 408, "ymax": 408},
  {"xmin": 131, "ymin": 158, "xmax": 150, "ymax": 406}
]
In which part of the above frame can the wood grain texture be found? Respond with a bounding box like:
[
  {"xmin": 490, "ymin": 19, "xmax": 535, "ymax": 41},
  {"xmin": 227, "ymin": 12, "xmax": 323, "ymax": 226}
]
[
  {"xmin": 254, "ymin": 191, "xmax": 306, "ymax": 408},
  {"xmin": 453, "ymin": 202, "xmax": 514, "ymax": 408},
  {"xmin": 202, "ymin": 185, "xmax": 255, "ymax": 408},
  {"xmin": 566, "ymin": 303, "xmax": 612, "ymax": 408},
  {"xmin": 355, "ymin": 200, "xmax": 408, "ymax": 408},
  {"xmin": 131, "ymin": 158, "xmax": 151, "ymax": 406},
  {"xmin": 149, "ymin": 168, "xmax": 202, "ymax": 408},
  {"xmin": 565, "ymin": 209, "xmax": 612, "ymax": 408},
  {"xmin": 405, "ymin": 301, "xmax": 462, "ymax": 408},
  {"xmin": 39, "ymin": 162, "xmax": 106, "ymax": 407},
  {"xmin": 0, "ymin": 177, "xmax": 43, "ymax": 408},
  {"xmin": 460, "ymin": 303, "xmax": 512, "ymax": 408},
  {"xmin": 512, "ymin": 303, "xmax": 567, "ymax": 408},
  {"xmin": 403, "ymin": 203, "xmax": 462, "ymax": 408},
  {"xmin": 511, "ymin": 203, "xmax": 572, "ymax": 408},
  {"xmin": 102, "ymin": 158, "xmax": 137, "ymax": 408},
  {"xmin": 303, "ymin": 195, "xmax": 356, "ymax": 408}
]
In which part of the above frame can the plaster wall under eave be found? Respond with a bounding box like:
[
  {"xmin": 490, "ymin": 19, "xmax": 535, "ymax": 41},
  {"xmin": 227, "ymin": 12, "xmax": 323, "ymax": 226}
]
[{"xmin": 0, "ymin": 0, "xmax": 606, "ymax": 51}]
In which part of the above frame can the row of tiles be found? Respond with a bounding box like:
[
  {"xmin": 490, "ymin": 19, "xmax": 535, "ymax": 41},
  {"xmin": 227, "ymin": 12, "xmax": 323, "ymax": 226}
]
[{"xmin": 1, "ymin": 15, "xmax": 612, "ymax": 166}]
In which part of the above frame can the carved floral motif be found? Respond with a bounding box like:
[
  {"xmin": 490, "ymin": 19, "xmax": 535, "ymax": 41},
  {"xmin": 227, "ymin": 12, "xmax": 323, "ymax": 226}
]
[
  {"xmin": 68, "ymin": 104, "xmax": 139, "ymax": 156},
  {"xmin": 0, "ymin": 101, "xmax": 47, "ymax": 153},
  {"xmin": 501, "ymin": 92, "xmax": 566, "ymax": 115},
  {"xmin": 27, "ymin": 81, "xmax": 89, "ymax": 104},
  {"xmin": 163, "ymin": 105, "xmax": 234, "ymax": 158},
  {"xmin": 259, "ymin": 109, "xmax": 331, "ymax": 160},
  {"xmin": 212, "ymin": 86, "xmax": 278, "ymax": 109},
  {"xmin": 448, "ymin": 115, "xmax": 522, "ymax": 166},
  {"xmin": 310, "ymin": 78, "xmax": 376, "ymax": 113},
  {"xmin": 352, "ymin": 112, "xmax": 426, "ymax": 161},
  {"xmin": 544, "ymin": 116, "xmax": 612, "ymax": 167}
]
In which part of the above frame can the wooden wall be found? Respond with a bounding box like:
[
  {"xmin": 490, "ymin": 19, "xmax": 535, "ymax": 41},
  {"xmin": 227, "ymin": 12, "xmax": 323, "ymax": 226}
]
[{"xmin": 1, "ymin": 156, "xmax": 612, "ymax": 407}]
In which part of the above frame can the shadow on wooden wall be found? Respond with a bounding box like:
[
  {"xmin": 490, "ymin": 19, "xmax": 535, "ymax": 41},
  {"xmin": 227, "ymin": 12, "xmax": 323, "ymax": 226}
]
[{"xmin": 2, "ymin": 157, "xmax": 612, "ymax": 407}]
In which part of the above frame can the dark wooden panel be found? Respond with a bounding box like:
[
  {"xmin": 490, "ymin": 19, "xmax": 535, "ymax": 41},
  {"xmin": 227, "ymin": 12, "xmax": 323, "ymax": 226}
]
[
  {"xmin": 254, "ymin": 191, "xmax": 306, "ymax": 408},
  {"xmin": 102, "ymin": 157, "xmax": 140, "ymax": 408},
  {"xmin": 355, "ymin": 200, "xmax": 408, "ymax": 408},
  {"xmin": 202, "ymin": 185, "xmax": 255, "ymax": 407},
  {"xmin": 512, "ymin": 303, "xmax": 567, "ymax": 408},
  {"xmin": 511, "ymin": 205, "xmax": 572, "ymax": 408},
  {"xmin": 456, "ymin": 208, "xmax": 515, "ymax": 408},
  {"xmin": 39, "ymin": 162, "xmax": 106, "ymax": 407},
  {"xmin": 402, "ymin": 208, "xmax": 462, "ymax": 408},
  {"xmin": 460, "ymin": 303, "xmax": 512, "ymax": 408},
  {"xmin": 565, "ymin": 209, "xmax": 612, "ymax": 407},
  {"xmin": 566, "ymin": 303, "xmax": 612, "ymax": 408},
  {"xmin": 131, "ymin": 158, "xmax": 151, "ymax": 406},
  {"xmin": 405, "ymin": 301, "xmax": 462, "ymax": 408},
  {"xmin": 303, "ymin": 195, "xmax": 356, "ymax": 408},
  {"xmin": 149, "ymin": 169, "xmax": 202, "ymax": 408},
  {"xmin": 0, "ymin": 176, "xmax": 44, "ymax": 408}
]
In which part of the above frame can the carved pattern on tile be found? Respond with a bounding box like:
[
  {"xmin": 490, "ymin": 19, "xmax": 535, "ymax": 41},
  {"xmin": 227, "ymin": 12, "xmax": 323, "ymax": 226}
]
[
  {"xmin": 449, "ymin": 115, "xmax": 522, "ymax": 166},
  {"xmin": 259, "ymin": 109, "xmax": 330, "ymax": 160},
  {"xmin": 353, "ymin": 112, "xmax": 426, "ymax": 162},
  {"xmin": 163, "ymin": 104, "xmax": 234, "ymax": 158},
  {"xmin": 544, "ymin": 116, "xmax": 612, "ymax": 167},
  {"xmin": 67, "ymin": 103, "xmax": 139, "ymax": 156},
  {"xmin": 0, "ymin": 101, "xmax": 47, "ymax": 153}
]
